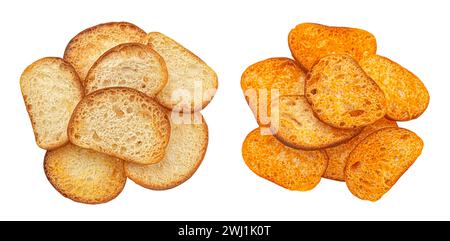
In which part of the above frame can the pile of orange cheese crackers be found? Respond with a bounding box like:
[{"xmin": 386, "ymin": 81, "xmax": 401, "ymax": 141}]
[{"xmin": 241, "ymin": 23, "xmax": 429, "ymax": 201}]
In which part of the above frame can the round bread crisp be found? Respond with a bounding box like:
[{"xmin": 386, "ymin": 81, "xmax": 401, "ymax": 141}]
[
  {"xmin": 64, "ymin": 22, "xmax": 147, "ymax": 81},
  {"xmin": 305, "ymin": 54, "xmax": 386, "ymax": 129},
  {"xmin": 270, "ymin": 95, "xmax": 361, "ymax": 150},
  {"xmin": 20, "ymin": 57, "xmax": 83, "ymax": 150},
  {"xmin": 345, "ymin": 127, "xmax": 423, "ymax": 201},
  {"xmin": 146, "ymin": 32, "xmax": 218, "ymax": 112},
  {"xmin": 125, "ymin": 112, "xmax": 208, "ymax": 190},
  {"xmin": 68, "ymin": 87, "xmax": 171, "ymax": 165},
  {"xmin": 360, "ymin": 55, "xmax": 430, "ymax": 121},
  {"xmin": 44, "ymin": 144, "xmax": 126, "ymax": 204},
  {"xmin": 324, "ymin": 118, "xmax": 397, "ymax": 181},
  {"xmin": 242, "ymin": 128, "xmax": 328, "ymax": 191},
  {"xmin": 288, "ymin": 23, "xmax": 377, "ymax": 71},
  {"xmin": 241, "ymin": 58, "xmax": 306, "ymax": 126},
  {"xmin": 85, "ymin": 43, "xmax": 168, "ymax": 97}
]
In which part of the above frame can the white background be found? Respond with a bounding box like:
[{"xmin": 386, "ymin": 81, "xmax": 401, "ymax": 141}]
[{"xmin": 1, "ymin": 0, "xmax": 449, "ymax": 221}]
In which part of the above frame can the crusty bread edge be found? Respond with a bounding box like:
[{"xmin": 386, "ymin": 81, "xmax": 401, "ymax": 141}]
[
  {"xmin": 20, "ymin": 57, "xmax": 84, "ymax": 150},
  {"xmin": 126, "ymin": 114, "xmax": 209, "ymax": 190},
  {"xmin": 146, "ymin": 32, "xmax": 219, "ymax": 112},
  {"xmin": 271, "ymin": 124, "xmax": 362, "ymax": 151},
  {"xmin": 84, "ymin": 43, "xmax": 168, "ymax": 94},
  {"xmin": 43, "ymin": 144, "xmax": 127, "ymax": 204},
  {"xmin": 344, "ymin": 127, "xmax": 424, "ymax": 201},
  {"xmin": 67, "ymin": 87, "xmax": 171, "ymax": 165}
]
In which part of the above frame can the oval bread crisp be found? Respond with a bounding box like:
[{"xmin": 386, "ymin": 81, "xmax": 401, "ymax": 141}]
[
  {"xmin": 359, "ymin": 55, "xmax": 430, "ymax": 121},
  {"xmin": 305, "ymin": 54, "xmax": 386, "ymax": 129},
  {"xmin": 146, "ymin": 32, "xmax": 218, "ymax": 112},
  {"xmin": 345, "ymin": 127, "xmax": 423, "ymax": 201},
  {"xmin": 288, "ymin": 23, "xmax": 377, "ymax": 70},
  {"xmin": 44, "ymin": 144, "xmax": 126, "ymax": 204},
  {"xmin": 64, "ymin": 22, "xmax": 147, "ymax": 81},
  {"xmin": 20, "ymin": 57, "xmax": 83, "ymax": 150},
  {"xmin": 85, "ymin": 43, "xmax": 168, "ymax": 97},
  {"xmin": 68, "ymin": 87, "xmax": 170, "ymax": 165},
  {"xmin": 242, "ymin": 128, "xmax": 328, "ymax": 191}
]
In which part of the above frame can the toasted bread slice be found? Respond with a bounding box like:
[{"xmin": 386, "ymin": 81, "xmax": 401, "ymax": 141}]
[
  {"xmin": 242, "ymin": 128, "xmax": 328, "ymax": 191},
  {"xmin": 324, "ymin": 118, "xmax": 397, "ymax": 181},
  {"xmin": 270, "ymin": 95, "xmax": 361, "ymax": 150},
  {"xmin": 360, "ymin": 55, "xmax": 430, "ymax": 121},
  {"xmin": 145, "ymin": 32, "xmax": 218, "ymax": 112},
  {"xmin": 20, "ymin": 57, "xmax": 83, "ymax": 150},
  {"xmin": 125, "ymin": 112, "xmax": 208, "ymax": 190},
  {"xmin": 241, "ymin": 58, "xmax": 306, "ymax": 126},
  {"xmin": 288, "ymin": 23, "xmax": 377, "ymax": 70},
  {"xmin": 305, "ymin": 54, "xmax": 386, "ymax": 129},
  {"xmin": 44, "ymin": 144, "xmax": 126, "ymax": 204},
  {"xmin": 85, "ymin": 43, "xmax": 168, "ymax": 97},
  {"xmin": 345, "ymin": 127, "xmax": 423, "ymax": 201},
  {"xmin": 64, "ymin": 22, "xmax": 147, "ymax": 81},
  {"xmin": 68, "ymin": 87, "xmax": 170, "ymax": 165}
]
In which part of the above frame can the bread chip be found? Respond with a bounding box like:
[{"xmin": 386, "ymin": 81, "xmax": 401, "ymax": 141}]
[
  {"xmin": 64, "ymin": 22, "xmax": 147, "ymax": 81},
  {"xmin": 360, "ymin": 55, "xmax": 430, "ymax": 121},
  {"xmin": 125, "ymin": 113, "xmax": 208, "ymax": 190},
  {"xmin": 288, "ymin": 23, "xmax": 377, "ymax": 70},
  {"xmin": 324, "ymin": 118, "xmax": 397, "ymax": 181},
  {"xmin": 241, "ymin": 58, "xmax": 306, "ymax": 126},
  {"xmin": 68, "ymin": 87, "xmax": 170, "ymax": 165},
  {"xmin": 44, "ymin": 144, "xmax": 126, "ymax": 204},
  {"xmin": 242, "ymin": 128, "xmax": 328, "ymax": 191},
  {"xmin": 305, "ymin": 54, "xmax": 386, "ymax": 129},
  {"xmin": 271, "ymin": 95, "xmax": 361, "ymax": 150},
  {"xmin": 146, "ymin": 32, "xmax": 218, "ymax": 112},
  {"xmin": 345, "ymin": 127, "xmax": 423, "ymax": 201},
  {"xmin": 85, "ymin": 43, "xmax": 168, "ymax": 97},
  {"xmin": 20, "ymin": 57, "xmax": 83, "ymax": 150}
]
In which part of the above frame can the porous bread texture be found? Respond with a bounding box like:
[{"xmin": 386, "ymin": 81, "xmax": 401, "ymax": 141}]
[
  {"xmin": 20, "ymin": 57, "xmax": 83, "ymax": 150},
  {"xmin": 270, "ymin": 95, "xmax": 361, "ymax": 150},
  {"xmin": 242, "ymin": 128, "xmax": 328, "ymax": 191},
  {"xmin": 145, "ymin": 32, "xmax": 218, "ymax": 112},
  {"xmin": 241, "ymin": 58, "xmax": 306, "ymax": 126},
  {"xmin": 288, "ymin": 23, "xmax": 377, "ymax": 70},
  {"xmin": 359, "ymin": 55, "xmax": 430, "ymax": 121},
  {"xmin": 305, "ymin": 54, "xmax": 386, "ymax": 129},
  {"xmin": 345, "ymin": 127, "xmax": 423, "ymax": 201},
  {"xmin": 68, "ymin": 87, "xmax": 170, "ymax": 165},
  {"xmin": 85, "ymin": 43, "xmax": 168, "ymax": 97},
  {"xmin": 125, "ymin": 112, "xmax": 208, "ymax": 190},
  {"xmin": 324, "ymin": 118, "xmax": 397, "ymax": 181},
  {"xmin": 44, "ymin": 144, "xmax": 126, "ymax": 204},
  {"xmin": 64, "ymin": 22, "xmax": 147, "ymax": 81}
]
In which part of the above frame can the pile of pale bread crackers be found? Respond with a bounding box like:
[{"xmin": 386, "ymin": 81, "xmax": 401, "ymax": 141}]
[
  {"xmin": 241, "ymin": 23, "xmax": 429, "ymax": 201},
  {"xmin": 20, "ymin": 22, "xmax": 218, "ymax": 204}
]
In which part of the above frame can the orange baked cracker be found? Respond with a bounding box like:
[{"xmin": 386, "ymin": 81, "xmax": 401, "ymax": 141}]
[
  {"xmin": 305, "ymin": 54, "xmax": 386, "ymax": 129},
  {"xmin": 288, "ymin": 23, "xmax": 377, "ymax": 71},
  {"xmin": 360, "ymin": 55, "xmax": 430, "ymax": 121},
  {"xmin": 242, "ymin": 128, "xmax": 328, "ymax": 191},
  {"xmin": 345, "ymin": 127, "xmax": 423, "ymax": 201}
]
